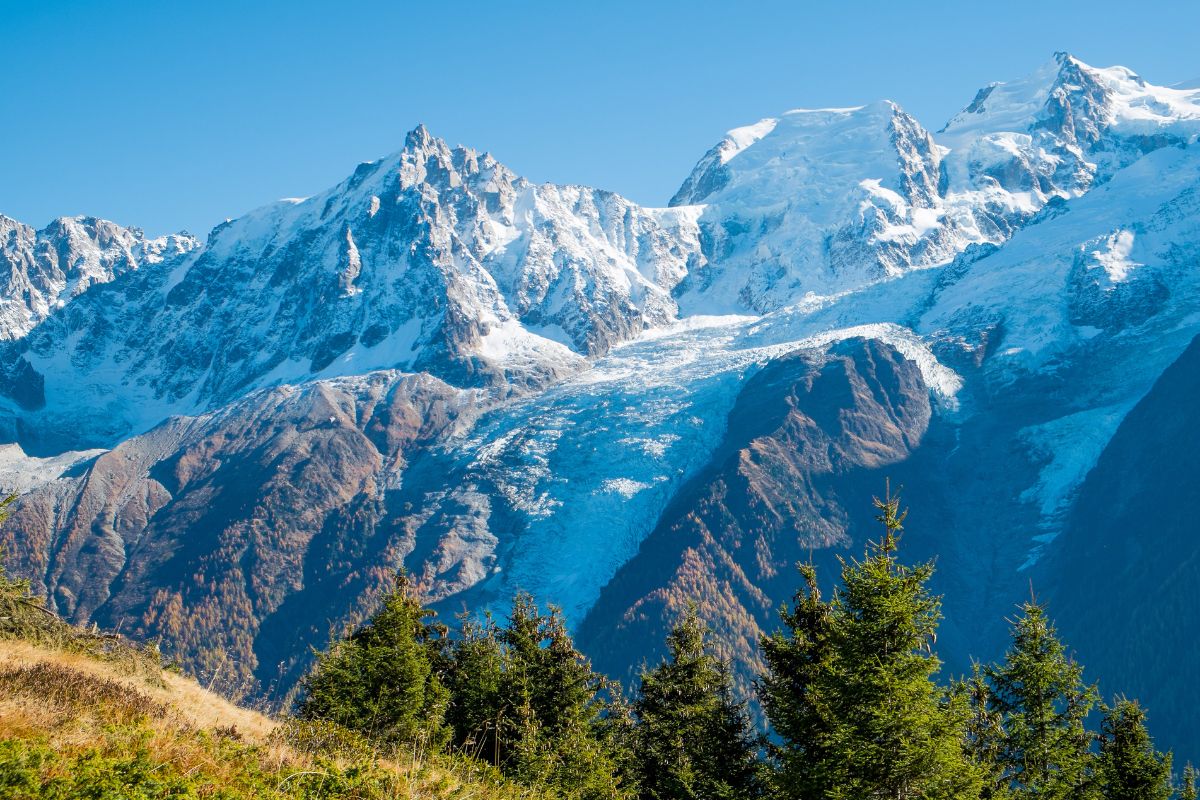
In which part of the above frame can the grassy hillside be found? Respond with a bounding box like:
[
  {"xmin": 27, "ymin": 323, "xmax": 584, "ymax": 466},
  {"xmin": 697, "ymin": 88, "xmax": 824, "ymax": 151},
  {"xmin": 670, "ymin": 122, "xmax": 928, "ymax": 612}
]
[{"xmin": 0, "ymin": 569, "xmax": 549, "ymax": 799}]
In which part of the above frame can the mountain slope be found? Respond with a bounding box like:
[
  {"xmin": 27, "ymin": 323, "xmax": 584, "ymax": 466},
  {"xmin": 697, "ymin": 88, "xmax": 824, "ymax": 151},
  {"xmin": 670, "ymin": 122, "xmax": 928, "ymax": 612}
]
[
  {"xmin": 0, "ymin": 573, "xmax": 546, "ymax": 799},
  {"xmin": 578, "ymin": 337, "xmax": 933, "ymax": 689},
  {"xmin": 3, "ymin": 371, "xmax": 485, "ymax": 691},
  {"xmin": 1042, "ymin": 333, "xmax": 1200, "ymax": 753}
]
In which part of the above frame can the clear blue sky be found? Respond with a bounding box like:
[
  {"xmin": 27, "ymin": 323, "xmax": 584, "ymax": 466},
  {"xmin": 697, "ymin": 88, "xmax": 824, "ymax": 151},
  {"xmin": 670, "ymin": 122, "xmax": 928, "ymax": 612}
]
[{"xmin": 3, "ymin": 0, "xmax": 1197, "ymax": 237}]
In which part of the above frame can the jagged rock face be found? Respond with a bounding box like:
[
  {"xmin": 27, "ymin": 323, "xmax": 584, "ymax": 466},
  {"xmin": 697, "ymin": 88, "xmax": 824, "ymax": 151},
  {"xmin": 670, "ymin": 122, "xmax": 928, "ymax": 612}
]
[
  {"xmin": 0, "ymin": 215, "xmax": 197, "ymax": 341},
  {"xmin": 1066, "ymin": 231, "xmax": 1169, "ymax": 330},
  {"xmin": 940, "ymin": 53, "xmax": 1200, "ymax": 198},
  {"xmin": 2, "ymin": 53, "xmax": 1200, "ymax": 750},
  {"xmin": 5, "ymin": 127, "xmax": 703, "ymax": 450},
  {"xmin": 577, "ymin": 338, "xmax": 931, "ymax": 688}
]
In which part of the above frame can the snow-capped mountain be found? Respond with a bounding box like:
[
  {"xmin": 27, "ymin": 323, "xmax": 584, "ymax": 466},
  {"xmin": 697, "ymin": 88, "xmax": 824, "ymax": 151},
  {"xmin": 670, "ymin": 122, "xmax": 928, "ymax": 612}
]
[
  {"xmin": 670, "ymin": 53, "xmax": 1200, "ymax": 314},
  {"xmin": 670, "ymin": 100, "xmax": 954, "ymax": 311},
  {"xmin": 0, "ymin": 215, "xmax": 198, "ymax": 341},
  {"xmin": 2, "ymin": 53, "xmax": 1200, "ymax": 750},
  {"xmin": 4, "ymin": 125, "xmax": 706, "ymax": 450}
]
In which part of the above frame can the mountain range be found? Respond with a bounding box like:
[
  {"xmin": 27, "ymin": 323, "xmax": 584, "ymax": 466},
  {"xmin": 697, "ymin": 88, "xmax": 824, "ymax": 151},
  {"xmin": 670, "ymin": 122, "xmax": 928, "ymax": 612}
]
[{"xmin": 2, "ymin": 52, "xmax": 1199, "ymax": 750}]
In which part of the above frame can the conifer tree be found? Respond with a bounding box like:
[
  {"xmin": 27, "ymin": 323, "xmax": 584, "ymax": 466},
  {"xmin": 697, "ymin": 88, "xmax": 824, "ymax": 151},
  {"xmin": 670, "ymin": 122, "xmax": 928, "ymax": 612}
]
[
  {"xmin": 514, "ymin": 601, "xmax": 598, "ymax": 739},
  {"xmin": 960, "ymin": 662, "xmax": 1012, "ymax": 800},
  {"xmin": 1181, "ymin": 763, "xmax": 1197, "ymax": 800},
  {"xmin": 760, "ymin": 484, "xmax": 980, "ymax": 800},
  {"xmin": 632, "ymin": 606, "xmax": 763, "ymax": 800},
  {"xmin": 298, "ymin": 571, "xmax": 449, "ymax": 749},
  {"xmin": 452, "ymin": 592, "xmax": 631, "ymax": 799},
  {"xmin": 828, "ymin": 486, "xmax": 981, "ymax": 800},
  {"xmin": 1096, "ymin": 699, "xmax": 1172, "ymax": 800},
  {"xmin": 758, "ymin": 562, "xmax": 838, "ymax": 799},
  {"xmin": 987, "ymin": 601, "xmax": 1098, "ymax": 799},
  {"xmin": 442, "ymin": 611, "xmax": 506, "ymax": 764},
  {"xmin": 598, "ymin": 682, "xmax": 640, "ymax": 792},
  {"xmin": 518, "ymin": 599, "xmax": 631, "ymax": 798}
]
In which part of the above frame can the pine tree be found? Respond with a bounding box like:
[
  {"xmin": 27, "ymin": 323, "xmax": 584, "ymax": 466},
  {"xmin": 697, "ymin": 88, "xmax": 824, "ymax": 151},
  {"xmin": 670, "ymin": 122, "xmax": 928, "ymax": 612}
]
[
  {"xmin": 598, "ymin": 683, "xmax": 640, "ymax": 793},
  {"xmin": 520, "ymin": 602, "xmax": 598, "ymax": 739},
  {"xmin": 442, "ymin": 611, "xmax": 506, "ymax": 765},
  {"xmin": 632, "ymin": 606, "xmax": 763, "ymax": 800},
  {"xmin": 987, "ymin": 601, "xmax": 1098, "ymax": 799},
  {"xmin": 828, "ymin": 486, "xmax": 981, "ymax": 800},
  {"xmin": 704, "ymin": 666, "xmax": 765, "ymax": 799},
  {"xmin": 298, "ymin": 571, "xmax": 449, "ymax": 749},
  {"xmin": 513, "ymin": 599, "xmax": 630, "ymax": 799},
  {"xmin": 1096, "ymin": 699, "xmax": 1172, "ymax": 800},
  {"xmin": 760, "ymin": 485, "xmax": 980, "ymax": 800}
]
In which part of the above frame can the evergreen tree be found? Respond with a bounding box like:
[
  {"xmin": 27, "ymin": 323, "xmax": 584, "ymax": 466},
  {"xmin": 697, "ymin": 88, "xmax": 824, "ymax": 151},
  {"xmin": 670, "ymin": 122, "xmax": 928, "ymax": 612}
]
[
  {"xmin": 598, "ymin": 682, "xmax": 640, "ymax": 793},
  {"xmin": 959, "ymin": 662, "xmax": 1011, "ymax": 800},
  {"xmin": 758, "ymin": 562, "xmax": 838, "ymax": 799},
  {"xmin": 506, "ymin": 597, "xmax": 630, "ymax": 799},
  {"xmin": 1096, "ymin": 699, "xmax": 1172, "ymax": 800},
  {"xmin": 442, "ymin": 611, "xmax": 506, "ymax": 765},
  {"xmin": 298, "ymin": 572, "xmax": 449, "ymax": 749},
  {"xmin": 444, "ymin": 592, "xmax": 631, "ymax": 799},
  {"xmin": 512, "ymin": 600, "xmax": 598, "ymax": 739},
  {"xmin": 827, "ymin": 487, "xmax": 981, "ymax": 800},
  {"xmin": 1181, "ymin": 764, "xmax": 1197, "ymax": 800},
  {"xmin": 632, "ymin": 606, "xmax": 763, "ymax": 800},
  {"xmin": 988, "ymin": 601, "xmax": 1098, "ymax": 799},
  {"xmin": 760, "ymin": 485, "xmax": 980, "ymax": 800}
]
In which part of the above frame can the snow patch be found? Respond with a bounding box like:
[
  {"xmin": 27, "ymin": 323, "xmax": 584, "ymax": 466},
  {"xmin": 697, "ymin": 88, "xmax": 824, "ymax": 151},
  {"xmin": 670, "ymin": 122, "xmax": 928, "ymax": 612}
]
[
  {"xmin": 720, "ymin": 117, "xmax": 779, "ymax": 163},
  {"xmin": 0, "ymin": 443, "xmax": 108, "ymax": 493},
  {"xmin": 1089, "ymin": 230, "xmax": 1142, "ymax": 282},
  {"xmin": 599, "ymin": 478, "xmax": 656, "ymax": 498},
  {"xmin": 1016, "ymin": 403, "xmax": 1133, "ymax": 569}
]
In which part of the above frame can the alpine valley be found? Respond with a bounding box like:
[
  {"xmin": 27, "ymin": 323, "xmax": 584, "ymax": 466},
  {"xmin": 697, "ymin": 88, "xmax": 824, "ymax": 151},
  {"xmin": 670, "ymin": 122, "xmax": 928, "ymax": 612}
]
[{"xmin": 4, "ymin": 53, "xmax": 1200, "ymax": 751}]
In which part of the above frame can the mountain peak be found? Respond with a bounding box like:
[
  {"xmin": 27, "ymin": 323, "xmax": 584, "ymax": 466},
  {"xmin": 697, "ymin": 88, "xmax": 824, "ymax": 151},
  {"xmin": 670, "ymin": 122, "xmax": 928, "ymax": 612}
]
[
  {"xmin": 404, "ymin": 122, "xmax": 439, "ymax": 151},
  {"xmin": 1052, "ymin": 50, "xmax": 1077, "ymax": 66},
  {"xmin": 942, "ymin": 52, "xmax": 1200, "ymax": 143},
  {"xmin": 670, "ymin": 97, "xmax": 922, "ymax": 209}
]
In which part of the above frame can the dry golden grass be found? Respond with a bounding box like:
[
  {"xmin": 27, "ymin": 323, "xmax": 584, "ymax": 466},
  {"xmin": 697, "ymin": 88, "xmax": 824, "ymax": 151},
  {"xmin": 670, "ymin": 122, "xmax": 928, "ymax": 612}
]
[
  {"xmin": 0, "ymin": 638, "xmax": 275, "ymax": 741},
  {"xmin": 0, "ymin": 637, "xmax": 551, "ymax": 799},
  {"xmin": 0, "ymin": 566, "xmax": 552, "ymax": 798}
]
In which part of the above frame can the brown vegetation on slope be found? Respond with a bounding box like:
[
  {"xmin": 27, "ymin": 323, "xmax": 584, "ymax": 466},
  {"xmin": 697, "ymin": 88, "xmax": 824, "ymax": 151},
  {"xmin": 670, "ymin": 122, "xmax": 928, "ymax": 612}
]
[{"xmin": 0, "ymin": 371, "xmax": 489, "ymax": 699}]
